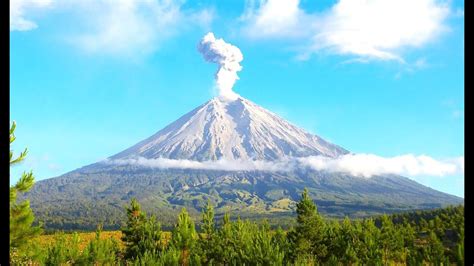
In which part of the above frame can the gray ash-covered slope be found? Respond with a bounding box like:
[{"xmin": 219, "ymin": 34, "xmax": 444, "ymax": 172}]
[
  {"xmin": 111, "ymin": 97, "xmax": 348, "ymax": 161},
  {"xmin": 26, "ymin": 97, "xmax": 463, "ymax": 230}
]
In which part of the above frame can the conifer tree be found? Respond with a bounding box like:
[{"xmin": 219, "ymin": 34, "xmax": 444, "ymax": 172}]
[
  {"xmin": 336, "ymin": 217, "xmax": 359, "ymax": 264},
  {"xmin": 121, "ymin": 198, "xmax": 162, "ymax": 259},
  {"xmin": 251, "ymin": 221, "xmax": 285, "ymax": 265},
  {"xmin": 201, "ymin": 199, "xmax": 215, "ymax": 236},
  {"xmin": 198, "ymin": 200, "xmax": 215, "ymax": 264},
  {"xmin": 79, "ymin": 225, "xmax": 120, "ymax": 265},
  {"xmin": 171, "ymin": 208, "xmax": 197, "ymax": 265},
  {"xmin": 424, "ymin": 231, "xmax": 446, "ymax": 264},
  {"xmin": 9, "ymin": 121, "xmax": 42, "ymax": 255},
  {"xmin": 288, "ymin": 188, "xmax": 327, "ymax": 262},
  {"xmin": 380, "ymin": 214, "xmax": 404, "ymax": 263},
  {"xmin": 360, "ymin": 218, "xmax": 382, "ymax": 263}
]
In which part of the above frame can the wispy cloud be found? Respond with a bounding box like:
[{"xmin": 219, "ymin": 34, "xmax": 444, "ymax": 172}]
[
  {"xmin": 18, "ymin": 153, "xmax": 61, "ymax": 171},
  {"xmin": 241, "ymin": 0, "xmax": 451, "ymax": 61},
  {"xmin": 240, "ymin": 0, "xmax": 313, "ymax": 39},
  {"xmin": 106, "ymin": 157, "xmax": 291, "ymax": 172},
  {"xmin": 441, "ymin": 99, "xmax": 464, "ymax": 120},
  {"xmin": 11, "ymin": 0, "xmax": 214, "ymax": 58},
  {"xmin": 451, "ymin": 109, "xmax": 464, "ymax": 119},
  {"xmin": 105, "ymin": 153, "xmax": 464, "ymax": 179},
  {"xmin": 10, "ymin": 0, "xmax": 53, "ymax": 31},
  {"xmin": 68, "ymin": 0, "xmax": 214, "ymax": 58}
]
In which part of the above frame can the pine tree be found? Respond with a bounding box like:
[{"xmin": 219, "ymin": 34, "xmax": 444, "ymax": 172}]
[
  {"xmin": 9, "ymin": 121, "xmax": 42, "ymax": 256},
  {"xmin": 79, "ymin": 225, "xmax": 120, "ymax": 265},
  {"xmin": 171, "ymin": 208, "xmax": 197, "ymax": 265},
  {"xmin": 201, "ymin": 199, "xmax": 215, "ymax": 237},
  {"xmin": 288, "ymin": 188, "xmax": 327, "ymax": 262},
  {"xmin": 198, "ymin": 200, "xmax": 215, "ymax": 264},
  {"xmin": 251, "ymin": 221, "xmax": 285, "ymax": 265},
  {"xmin": 45, "ymin": 232, "xmax": 82, "ymax": 265},
  {"xmin": 336, "ymin": 217, "xmax": 359, "ymax": 264},
  {"xmin": 272, "ymin": 226, "xmax": 290, "ymax": 264},
  {"xmin": 121, "ymin": 198, "xmax": 162, "ymax": 259},
  {"xmin": 380, "ymin": 214, "xmax": 404, "ymax": 263},
  {"xmin": 360, "ymin": 218, "xmax": 382, "ymax": 264},
  {"xmin": 424, "ymin": 231, "xmax": 446, "ymax": 264},
  {"xmin": 211, "ymin": 212, "xmax": 234, "ymax": 264}
]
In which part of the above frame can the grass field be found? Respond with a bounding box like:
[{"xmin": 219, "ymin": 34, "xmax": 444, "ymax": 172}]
[{"xmin": 36, "ymin": 231, "xmax": 173, "ymax": 251}]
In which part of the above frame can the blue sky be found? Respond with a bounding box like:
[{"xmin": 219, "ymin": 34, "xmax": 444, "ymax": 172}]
[{"xmin": 10, "ymin": 0, "xmax": 464, "ymax": 197}]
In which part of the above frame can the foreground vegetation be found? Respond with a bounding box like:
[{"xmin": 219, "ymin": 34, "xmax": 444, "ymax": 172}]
[{"xmin": 12, "ymin": 193, "xmax": 464, "ymax": 265}]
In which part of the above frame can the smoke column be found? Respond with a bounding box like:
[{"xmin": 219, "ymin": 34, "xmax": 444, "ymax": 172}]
[{"xmin": 198, "ymin": 32, "xmax": 243, "ymax": 101}]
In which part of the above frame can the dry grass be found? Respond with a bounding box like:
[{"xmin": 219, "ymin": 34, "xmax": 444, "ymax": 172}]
[{"xmin": 36, "ymin": 231, "xmax": 173, "ymax": 251}]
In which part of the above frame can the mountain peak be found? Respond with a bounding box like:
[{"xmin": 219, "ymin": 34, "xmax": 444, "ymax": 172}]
[{"xmin": 112, "ymin": 97, "xmax": 349, "ymax": 161}]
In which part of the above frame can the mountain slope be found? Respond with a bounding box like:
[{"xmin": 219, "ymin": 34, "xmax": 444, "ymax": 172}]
[{"xmin": 112, "ymin": 97, "xmax": 348, "ymax": 161}]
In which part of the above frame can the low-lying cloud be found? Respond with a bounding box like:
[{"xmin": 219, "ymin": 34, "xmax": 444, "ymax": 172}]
[
  {"xmin": 105, "ymin": 153, "xmax": 464, "ymax": 179},
  {"xmin": 297, "ymin": 154, "xmax": 463, "ymax": 178},
  {"xmin": 106, "ymin": 157, "xmax": 291, "ymax": 172}
]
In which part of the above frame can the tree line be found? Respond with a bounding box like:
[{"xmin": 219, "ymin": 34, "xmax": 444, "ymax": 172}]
[{"xmin": 12, "ymin": 190, "xmax": 464, "ymax": 265}]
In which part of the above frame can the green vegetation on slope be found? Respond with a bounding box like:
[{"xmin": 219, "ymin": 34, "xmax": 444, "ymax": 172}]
[
  {"xmin": 13, "ymin": 192, "xmax": 464, "ymax": 265},
  {"xmin": 25, "ymin": 165, "xmax": 463, "ymax": 231}
]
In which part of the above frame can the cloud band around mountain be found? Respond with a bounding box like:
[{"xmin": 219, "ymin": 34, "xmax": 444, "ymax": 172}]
[{"xmin": 105, "ymin": 153, "xmax": 464, "ymax": 178}]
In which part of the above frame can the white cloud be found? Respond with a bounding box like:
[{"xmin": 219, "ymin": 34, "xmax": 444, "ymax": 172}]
[
  {"xmin": 441, "ymin": 99, "xmax": 464, "ymax": 119},
  {"xmin": 10, "ymin": 0, "xmax": 53, "ymax": 31},
  {"xmin": 241, "ymin": 0, "xmax": 451, "ymax": 61},
  {"xmin": 11, "ymin": 0, "xmax": 214, "ymax": 57},
  {"xmin": 106, "ymin": 157, "xmax": 291, "ymax": 172},
  {"xmin": 106, "ymin": 153, "xmax": 464, "ymax": 179},
  {"xmin": 298, "ymin": 154, "xmax": 463, "ymax": 178},
  {"xmin": 241, "ymin": 0, "xmax": 311, "ymax": 39},
  {"xmin": 68, "ymin": 0, "xmax": 214, "ymax": 57}
]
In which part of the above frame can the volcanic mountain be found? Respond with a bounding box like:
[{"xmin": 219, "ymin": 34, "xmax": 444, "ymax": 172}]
[
  {"xmin": 25, "ymin": 96, "xmax": 463, "ymax": 230},
  {"xmin": 112, "ymin": 97, "xmax": 347, "ymax": 161}
]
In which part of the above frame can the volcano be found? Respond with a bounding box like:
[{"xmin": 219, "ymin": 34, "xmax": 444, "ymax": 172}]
[
  {"xmin": 112, "ymin": 97, "xmax": 347, "ymax": 161},
  {"xmin": 25, "ymin": 96, "xmax": 463, "ymax": 230}
]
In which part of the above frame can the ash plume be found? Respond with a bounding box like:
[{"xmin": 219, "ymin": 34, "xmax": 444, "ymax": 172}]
[{"xmin": 198, "ymin": 32, "xmax": 243, "ymax": 101}]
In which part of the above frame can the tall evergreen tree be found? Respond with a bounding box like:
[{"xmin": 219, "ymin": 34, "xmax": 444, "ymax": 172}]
[
  {"xmin": 171, "ymin": 208, "xmax": 197, "ymax": 265},
  {"xmin": 424, "ymin": 231, "xmax": 446, "ymax": 264},
  {"xmin": 121, "ymin": 198, "xmax": 162, "ymax": 260},
  {"xmin": 9, "ymin": 121, "xmax": 42, "ymax": 255},
  {"xmin": 79, "ymin": 225, "xmax": 120, "ymax": 265},
  {"xmin": 288, "ymin": 188, "xmax": 327, "ymax": 262},
  {"xmin": 201, "ymin": 199, "xmax": 215, "ymax": 236},
  {"xmin": 336, "ymin": 217, "xmax": 359, "ymax": 264},
  {"xmin": 360, "ymin": 218, "xmax": 382, "ymax": 263},
  {"xmin": 198, "ymin": 200, "xmax": 215, "ymax": 264}
]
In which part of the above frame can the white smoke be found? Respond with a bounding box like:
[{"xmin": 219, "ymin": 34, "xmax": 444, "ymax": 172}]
[
  {"xmin": 105, "ymin": 154, "xmax": 464, "ymax": 178},
  {"xmin": 198, "ymin": 32, "xmax": 243, "ymax": 101}
]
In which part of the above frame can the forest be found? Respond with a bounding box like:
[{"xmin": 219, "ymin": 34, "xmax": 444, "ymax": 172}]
[{"xmin": 11, "ymin": 190, "xmax": 464, "ymax": 265}]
